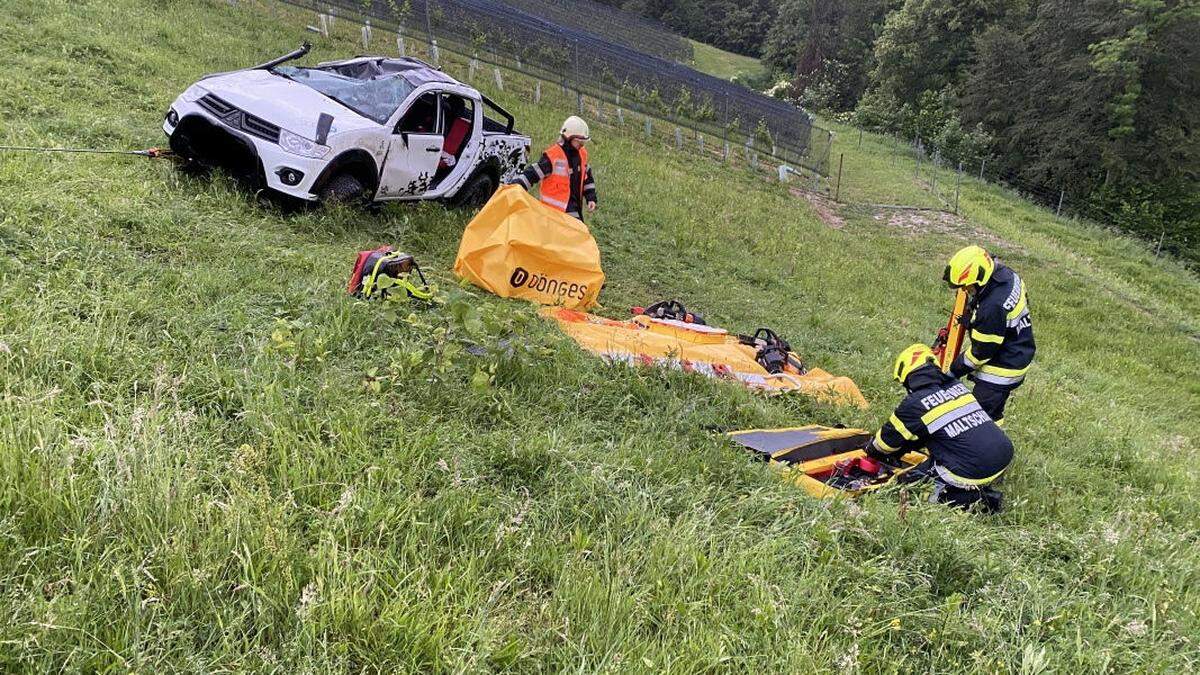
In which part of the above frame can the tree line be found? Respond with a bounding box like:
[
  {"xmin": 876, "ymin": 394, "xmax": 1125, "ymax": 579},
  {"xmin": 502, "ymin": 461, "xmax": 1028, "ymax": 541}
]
[
  {"xmin": 593, "ymin": 0, "xmax": 779, "ymax": 56},
  {"xmin": 600, "ymin": 0, "xmax": 1199, "ymax": 263}
]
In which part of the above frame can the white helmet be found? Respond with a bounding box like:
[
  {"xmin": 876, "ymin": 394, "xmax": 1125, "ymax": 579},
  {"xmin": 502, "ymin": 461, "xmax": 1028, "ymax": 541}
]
[{"xmin": 561, "ymin": 116, "xmax": 590, "ymax": 141}]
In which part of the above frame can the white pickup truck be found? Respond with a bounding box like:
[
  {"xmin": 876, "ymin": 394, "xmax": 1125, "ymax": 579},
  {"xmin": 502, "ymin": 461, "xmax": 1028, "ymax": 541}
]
[{"xmin": 163, "ymin": 43, "xmax": 530, "ymax": 206}]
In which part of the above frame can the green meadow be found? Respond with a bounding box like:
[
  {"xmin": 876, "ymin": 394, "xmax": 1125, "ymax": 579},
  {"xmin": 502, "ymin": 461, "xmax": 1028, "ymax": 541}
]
[{"xmin": 0, "ymin": 0, "xmax": 1197, "ymax": 670}]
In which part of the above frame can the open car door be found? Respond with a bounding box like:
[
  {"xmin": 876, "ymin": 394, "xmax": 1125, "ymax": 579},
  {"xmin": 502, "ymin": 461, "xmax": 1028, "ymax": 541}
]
[{"xmin": 379, "ymin": 91, "xmax": 443, "ymax": 199}]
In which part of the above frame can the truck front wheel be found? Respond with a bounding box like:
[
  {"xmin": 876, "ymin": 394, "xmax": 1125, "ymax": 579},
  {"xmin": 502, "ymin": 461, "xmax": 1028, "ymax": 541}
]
[
  {"xmin": 319, "ymin": 172, "xmax": 368, "ymax": 205},
  {"xmin": 450, "ymin": 170, "xmax": 497, "ymax": 208}
]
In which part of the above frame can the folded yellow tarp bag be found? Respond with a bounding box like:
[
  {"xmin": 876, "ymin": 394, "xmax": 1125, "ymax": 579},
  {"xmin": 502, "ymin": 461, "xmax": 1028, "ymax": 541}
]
[
  {"xmin": 454, "ymin": 185, "xmax": 604, "ymax": 309},
  {"xmin": 541, "ymin": 308, "xmax": 869, "ymax": 408}
]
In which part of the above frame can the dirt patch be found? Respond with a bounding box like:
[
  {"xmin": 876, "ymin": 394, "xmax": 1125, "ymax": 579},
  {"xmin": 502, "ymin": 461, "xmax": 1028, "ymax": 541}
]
[
  {"xmin": 791, "ymin": 188, "xmax": 845, "ymax": 229},
  {"xmin": 874, "ymin": 207, "xmax": 1023, "ymax": 252}
]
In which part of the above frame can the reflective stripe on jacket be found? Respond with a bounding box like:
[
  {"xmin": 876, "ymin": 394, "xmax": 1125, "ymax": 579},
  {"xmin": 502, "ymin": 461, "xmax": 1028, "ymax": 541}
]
[
  {"xmin": 870, "ymin": 366, "xmax": 1013, "ymax": 483},
  {"xmin": 951, "ymin": 263, "xmax": 1036, "ymax": 388},
  {"xmin": 540, "ymin": 143, "xmax": 588, "ymax": 213},
  {"xmin": 514, "ymin": 141, "xmax": 597, "ymax": 219}
]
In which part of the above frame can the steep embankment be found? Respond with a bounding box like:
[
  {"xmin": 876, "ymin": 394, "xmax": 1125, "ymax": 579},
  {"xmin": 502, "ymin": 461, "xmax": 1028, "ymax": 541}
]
[{"xmin": 0, "ymin": 0, "xmax": 1197, "ymax": 670}]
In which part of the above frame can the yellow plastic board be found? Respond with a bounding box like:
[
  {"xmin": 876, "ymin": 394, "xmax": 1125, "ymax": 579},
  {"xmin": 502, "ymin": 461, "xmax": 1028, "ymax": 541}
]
[
  {"xmin": 938, "ymin": 288, "xmax": 969, "ymax": 371},
  {"xmin": 728, "ymin": 425, "xmax": 926, "ymax": 498}
]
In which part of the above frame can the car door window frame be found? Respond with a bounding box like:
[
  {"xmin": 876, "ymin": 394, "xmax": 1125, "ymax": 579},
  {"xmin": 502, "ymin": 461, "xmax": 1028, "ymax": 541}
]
[{"xmin": 394, "ymin": 90, "xmax": 443, "ymax": 136}]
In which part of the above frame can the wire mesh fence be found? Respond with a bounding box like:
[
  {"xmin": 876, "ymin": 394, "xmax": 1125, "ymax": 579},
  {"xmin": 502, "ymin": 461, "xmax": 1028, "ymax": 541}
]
[
  {"xmin": 490, "ymin": 0, "xmax": 692, "ymax": 62},
  {"xmin": 279, "ymin": 0, "xmax": 832, "ymax": 176},
  {"xmin": 257, "ymin": 0, "xmax": 835, "ymax": 192},
  {"xmin": 851, "ymin": 133, "xmax": 1071, "ymax": 217},
  {"xmin": 837, "ymin": 130, "xmax": 1191, "ymax": 260}
]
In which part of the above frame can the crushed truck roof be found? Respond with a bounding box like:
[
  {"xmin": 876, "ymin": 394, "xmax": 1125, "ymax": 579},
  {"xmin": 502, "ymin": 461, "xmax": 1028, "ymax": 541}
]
[{"xmin": 312, "ymin": 56, "xmax": 461, "ymax": 88}]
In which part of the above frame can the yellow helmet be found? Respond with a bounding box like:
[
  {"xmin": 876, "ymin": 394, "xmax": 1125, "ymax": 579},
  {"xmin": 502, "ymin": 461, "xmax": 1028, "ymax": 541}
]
[
  {"xmin": 893, "ymin": 343, "xmax": 937, "ymax": 383},
  {"xmin": 944, "ymin": 245, "xmax": 995, "ymax": 288}
]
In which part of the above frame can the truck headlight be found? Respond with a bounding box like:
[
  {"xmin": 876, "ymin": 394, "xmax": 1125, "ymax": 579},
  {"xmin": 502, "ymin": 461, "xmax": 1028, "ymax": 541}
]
[
  {"xmin": 279, "ymin": 129, "xmax": 330, "ymax": 159},
  {"xmin": 180, "ymin": 84, "xmax": 208, "ymax": 102}
]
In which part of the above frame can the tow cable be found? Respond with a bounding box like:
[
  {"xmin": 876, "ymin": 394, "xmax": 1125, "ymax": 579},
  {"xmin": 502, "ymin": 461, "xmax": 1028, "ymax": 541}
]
[{"xmin": 0, "ymin": 145, "xmax": 175, "ymax": 159}]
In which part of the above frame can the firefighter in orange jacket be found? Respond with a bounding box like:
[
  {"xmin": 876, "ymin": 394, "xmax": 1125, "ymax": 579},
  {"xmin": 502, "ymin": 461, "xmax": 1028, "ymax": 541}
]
[{"xmin": 511, "ymin": 116, "xmax": 597, "ymax": 221}]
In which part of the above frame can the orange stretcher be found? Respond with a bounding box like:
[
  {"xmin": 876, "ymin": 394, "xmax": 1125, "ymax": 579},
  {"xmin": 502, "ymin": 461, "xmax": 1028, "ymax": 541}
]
[{"xmin": 542, "ymin": 308, "xmax": 868, "ymax": 408}]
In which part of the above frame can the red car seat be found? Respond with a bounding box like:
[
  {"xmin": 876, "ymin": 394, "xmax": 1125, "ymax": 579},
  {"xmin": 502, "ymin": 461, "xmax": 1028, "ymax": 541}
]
[{"xmin": 440, "ymin": 116, "xmax": 471, "ymax": 168}]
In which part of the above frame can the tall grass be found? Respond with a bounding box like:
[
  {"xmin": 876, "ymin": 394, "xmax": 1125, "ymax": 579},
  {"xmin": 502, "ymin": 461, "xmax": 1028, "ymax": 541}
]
[{"xmin": 0, "ymin": 0, "xmax": 1197, "ymax": 670}]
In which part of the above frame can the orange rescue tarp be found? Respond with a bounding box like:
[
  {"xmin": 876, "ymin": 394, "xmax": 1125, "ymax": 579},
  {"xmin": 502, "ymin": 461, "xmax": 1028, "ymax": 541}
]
[{"xmin": 542, "ymin": 308, "xmax": 868, "ymax": 408}]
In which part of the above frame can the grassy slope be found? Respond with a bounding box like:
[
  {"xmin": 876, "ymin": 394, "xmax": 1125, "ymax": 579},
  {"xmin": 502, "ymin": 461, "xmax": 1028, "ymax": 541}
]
[
  {"xmin": 1, "ymin": 0, "xmax": 1198, "ymax": 671},
  {"xmin": 687, "ymin": 39, "xmax": 766, "ymax": 82}
]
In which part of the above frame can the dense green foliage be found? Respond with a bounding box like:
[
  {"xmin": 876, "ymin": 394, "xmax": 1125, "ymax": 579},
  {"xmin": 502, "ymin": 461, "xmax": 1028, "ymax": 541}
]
[
  {"xmin": 766, "ymin": 0, "xmax": 1200, "ymax": 264},
  {"xmin": 763, "ymin": 0, "xmax": 898, "ymax": 111},
  {"xmin": 596, "ymin": 0, "xmax": 778, "ymax": 56},
  {"xmin": 2, "ymin": 0, "xmax": 1200, "ymax": 670}
]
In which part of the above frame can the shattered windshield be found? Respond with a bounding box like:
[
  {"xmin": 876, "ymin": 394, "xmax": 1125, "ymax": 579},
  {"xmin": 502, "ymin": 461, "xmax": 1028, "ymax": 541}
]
[{"xmin": 274, "ymin": 65, "xmax": 416, "ymax": 124}]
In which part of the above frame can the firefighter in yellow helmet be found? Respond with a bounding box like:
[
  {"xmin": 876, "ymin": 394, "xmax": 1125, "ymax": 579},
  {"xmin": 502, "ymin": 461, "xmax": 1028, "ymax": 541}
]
[
  {"xmin": 942, "ymin": 245, "xmax": 1035, "ymax": 424},
  {"xmin": 510, "ymin": 116, "xmax": 597, "ymax": 221},
  {"xmin": 865, "ymin": 343, "xmax": 1012, "ymax": 513}
]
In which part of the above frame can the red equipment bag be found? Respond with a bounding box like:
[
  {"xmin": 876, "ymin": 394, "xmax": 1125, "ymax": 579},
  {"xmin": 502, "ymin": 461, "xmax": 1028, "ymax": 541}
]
[
  {"xmin": 348, "ymin": 246, "xmax": 393, "ymax": 295},
  {"xmin": 348, "ymin": 246, "xmax": 431, "ymax": 300}
]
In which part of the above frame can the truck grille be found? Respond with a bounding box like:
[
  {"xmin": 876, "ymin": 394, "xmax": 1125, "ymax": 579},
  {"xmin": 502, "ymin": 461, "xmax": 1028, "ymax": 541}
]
[{"xmin": 198, "ymin": 94, "xmax": 281, "ymax": 144}]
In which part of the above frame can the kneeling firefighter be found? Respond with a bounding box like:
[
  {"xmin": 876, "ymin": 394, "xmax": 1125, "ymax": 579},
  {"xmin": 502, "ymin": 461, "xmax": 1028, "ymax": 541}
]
[
  {"xmin": 867, "ymin": 344, "xmax": 1013, "ymax": 513},
  {"xmin": 510, "ymin": 116, "xmax": 597, "ymax": 221},
  {"xmin": 943, "ymin": 245, "xmax": 1035, "ymax": 424}
]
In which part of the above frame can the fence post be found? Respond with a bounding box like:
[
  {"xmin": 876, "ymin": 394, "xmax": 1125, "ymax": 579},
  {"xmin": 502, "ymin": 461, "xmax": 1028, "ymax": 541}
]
[
  {"xmin": 468, "ymin": 55, "xmax": 477, "ymax": 81},
  {"xmin": 573, "ymin": 38, "xmax": 584, "ymax": 113},
  {"xmin": 319, "ymin": 12, "xmax": 329, "ymax": 38},
  {"xmin": 423, "ymin": 0, "xmax": 434, "ymax": 45},
  {"xmin": 493, "ymin": 67, "xmax": 503, "ymax": 91},
  {"xmin": 722, "ymin": 93, "xmax": 730, "ymax": 164},
  {"xmin": 361, "ymin": 20, "xmax": 371, "ymax": 49},
  {"xmin": 858, "ymin": 128, "xmax": 863, "ymax": 149},
  {"xmin": 698, "ymin": 133, "xmax": 704, "ymax": 154},
  {"xmin": 819, "ymin": 131, "xmax": 833, "ymax": 176},
  {"xmin": 1056, "ymin": 189, "xmax": 1065, "ymax": 216},
  {"xmin": 644, "ymin": 116, "xmax": 651, "ymax": 138},
  {"xmin": 955, "ymin": 162, "xmax": 963, "ymax": 214},
  {"xmin": 979, "ymin": 158, "xmax": 986, "ymax": 181},
  {"xmin": 931, "ymin": 151, "xmax": 938, "ymax": 194},
  {"xmin": 834, "ymin": 152, "xmax": 844, "ymax": 202},
  {"xmin": 675, "ymin": 127, "xmax": 682, "ymax": 150},
  {"xmin": 534, "ymin": 80, "xmax": 541, "ymax": 104},
  {"xmin": 396, "ymin": 34, "xmax": 405, "ymax": 57},
  {"xmin": 420, "ymin": 0, "xmax": 439, "ymax": 65}
]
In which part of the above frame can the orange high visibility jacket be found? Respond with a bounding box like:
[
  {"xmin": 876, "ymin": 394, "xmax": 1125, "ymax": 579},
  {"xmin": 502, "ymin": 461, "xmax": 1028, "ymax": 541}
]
[{"xmin": 539, "ymin": 143, "xmax": 588, "ymax": 212}]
